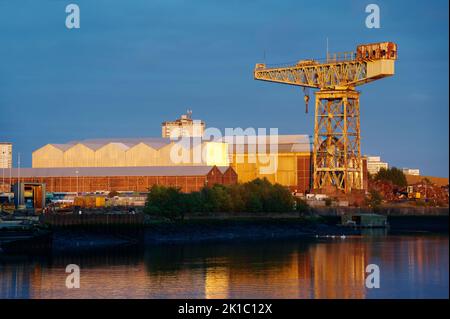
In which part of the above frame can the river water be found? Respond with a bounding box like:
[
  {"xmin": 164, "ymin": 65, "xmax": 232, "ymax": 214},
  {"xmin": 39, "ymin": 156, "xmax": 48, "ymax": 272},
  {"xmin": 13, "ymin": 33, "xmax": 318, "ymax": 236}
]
[{"xmin": 0, "ymin": 233, "xmax": 448, "ymax": 299}]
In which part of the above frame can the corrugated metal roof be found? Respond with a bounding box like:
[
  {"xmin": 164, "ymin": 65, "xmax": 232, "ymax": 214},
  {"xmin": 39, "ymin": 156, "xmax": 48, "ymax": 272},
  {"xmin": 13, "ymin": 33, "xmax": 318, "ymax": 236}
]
[
  {"xmin": 38, "ymin": 135, "xmax": 308, "ymax": 154},
  {"xmin": 7, "ymin": 166, "xmax": 223, "ymax": 177},
  {"xmin": 219, "ymin": 134, "xmax": 310, "ymax": 144},
  {"xmin": 49, "ymin": 144, "xmax": 75, "ymax": 151},
  {"xmin": 49, "ymin": 137, "xmax": 222, "ymax": 152},
  {"xmin": 79, "ymin": 143, "xmax": 105, "ymax": 151},
  {"xmin": 221, "ymin": 135, "xmax": 311, "ymax": 153}
]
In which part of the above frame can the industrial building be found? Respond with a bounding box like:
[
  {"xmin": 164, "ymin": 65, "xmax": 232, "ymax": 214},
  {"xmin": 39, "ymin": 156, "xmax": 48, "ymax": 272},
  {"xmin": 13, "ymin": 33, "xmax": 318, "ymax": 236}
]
[
  {"xmin": 0, "ymin": 142, "xmax": 12, "ymax": 169},
  {"xmin": 29, "ymin": 133, "xmax": 369, "ymax": 194},
  {"xmin": 30, "ymin": 109, "xmax": 322, "ymax": 193},
  {"xmin": 2, "ymin": 166, "xmax": 236, "ymax": 193},
  {"xmin": 31, "ymin": 134, "xmax": 315, "ymax": 193}
]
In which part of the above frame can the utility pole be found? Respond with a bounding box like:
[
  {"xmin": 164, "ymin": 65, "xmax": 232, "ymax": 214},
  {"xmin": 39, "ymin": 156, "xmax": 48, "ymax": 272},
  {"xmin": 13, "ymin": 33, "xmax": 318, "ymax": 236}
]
[
  {"xmin": 17, "ymin": 152, "xmax": 21, "ymax": 208},
  {"xmin": 76, "ymin": 170, "xmax": 79, "ymax": 195}
]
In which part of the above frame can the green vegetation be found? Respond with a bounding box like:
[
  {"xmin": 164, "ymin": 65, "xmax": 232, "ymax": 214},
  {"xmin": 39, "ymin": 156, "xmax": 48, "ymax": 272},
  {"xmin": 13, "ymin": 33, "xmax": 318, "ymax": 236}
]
[
  {"xmin": 144, "ymin": 178, "xmax": 303, "ymax": 220},
  {"xmin": 144, "ymin": 185, "xmax": 188, "ymax": 220},
  {"xmin": 374, "ymin": 167, "xmax": 407, "ymax": 187}
]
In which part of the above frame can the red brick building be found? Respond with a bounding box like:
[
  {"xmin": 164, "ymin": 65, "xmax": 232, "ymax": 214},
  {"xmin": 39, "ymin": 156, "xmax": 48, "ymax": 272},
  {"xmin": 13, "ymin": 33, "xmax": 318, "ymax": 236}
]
[{"xmin": 1, "ymin": 166, "xmax": 237, "ymax": 193}]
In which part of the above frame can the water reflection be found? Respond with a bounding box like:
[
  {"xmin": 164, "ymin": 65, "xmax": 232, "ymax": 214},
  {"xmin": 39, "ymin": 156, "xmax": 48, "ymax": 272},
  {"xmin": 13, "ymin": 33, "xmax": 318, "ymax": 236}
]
[{"xmin": 0, "ymin": 235, "xmax": 448, "ymax": 299}]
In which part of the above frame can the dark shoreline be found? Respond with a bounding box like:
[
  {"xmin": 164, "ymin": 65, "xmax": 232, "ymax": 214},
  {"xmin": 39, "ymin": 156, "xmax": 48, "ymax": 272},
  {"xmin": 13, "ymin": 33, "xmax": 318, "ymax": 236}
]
[
  {"xmin": 48, "ymin": 215, "xmax": 448, "ymax": 251},
  {"xmin": 1, "ymin": 215, "xmax": 448, "ymax": 254}
]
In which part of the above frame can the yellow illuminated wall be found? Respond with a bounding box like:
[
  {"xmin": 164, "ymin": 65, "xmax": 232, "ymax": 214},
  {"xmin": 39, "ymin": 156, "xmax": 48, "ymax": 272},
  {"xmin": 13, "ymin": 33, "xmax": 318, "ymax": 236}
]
[
  {"xmin": 205, "ymin": 142, "xmax": 229, "ymax": 167},
  {"xmin": 230, "ymin": 152, "xmax": 309, "ymax": 188}
]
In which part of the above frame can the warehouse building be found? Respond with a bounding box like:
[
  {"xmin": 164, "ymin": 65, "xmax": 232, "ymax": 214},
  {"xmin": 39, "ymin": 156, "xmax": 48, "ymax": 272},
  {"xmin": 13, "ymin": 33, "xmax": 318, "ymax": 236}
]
[
  {"xmin": 3, "ymin": 166, "xmax": 235, "ymax": 193},
  {"xmin": 30, "ymin": 134, "xmax": 316, "ymax": 193},
  {"xmin": 30, "ymin": 134, "xmax": 368, "ymax": 194}
]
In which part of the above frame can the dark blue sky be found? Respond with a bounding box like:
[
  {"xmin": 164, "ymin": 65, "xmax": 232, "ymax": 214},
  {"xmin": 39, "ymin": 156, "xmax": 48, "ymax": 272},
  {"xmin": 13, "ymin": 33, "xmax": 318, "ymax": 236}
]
[{"xmin": 0, "ymin": 0, "xmax": 448, "ymax": 177}]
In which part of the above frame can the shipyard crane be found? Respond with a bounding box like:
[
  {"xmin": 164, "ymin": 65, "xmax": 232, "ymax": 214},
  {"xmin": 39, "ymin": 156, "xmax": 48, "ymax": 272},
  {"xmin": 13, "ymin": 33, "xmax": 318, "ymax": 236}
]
[{"xmin": 254, "ymin": 42, "xmax": 397, "ymax": 193}]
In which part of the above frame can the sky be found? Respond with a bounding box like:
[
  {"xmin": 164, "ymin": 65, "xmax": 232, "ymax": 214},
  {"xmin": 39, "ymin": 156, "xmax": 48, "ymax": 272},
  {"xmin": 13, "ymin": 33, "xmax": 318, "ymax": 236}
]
[{"xmin": 0, "ymin": 0, "xmax": 448, "ymax": 177}]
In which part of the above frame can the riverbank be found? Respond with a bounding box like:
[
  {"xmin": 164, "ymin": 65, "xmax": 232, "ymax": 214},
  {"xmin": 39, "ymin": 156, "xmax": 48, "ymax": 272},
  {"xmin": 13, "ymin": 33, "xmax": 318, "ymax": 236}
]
[
  {"xmin": 1, "ymin": 212, "xmax": 448, "ymax": 253},
  {"xmin": 46, "ymin": 217, "xmax": 357, "ymax": 251},
  {"xmin": 311, "ymin": 206, "xmax": 448, "ymax": 216},
  {"xmin": 48, "ymin": 213, "xmax": 448, "ymax": 251},
  {"xmin": 143, "ymin": 217, "xmax": 358, "ymax": 244}
]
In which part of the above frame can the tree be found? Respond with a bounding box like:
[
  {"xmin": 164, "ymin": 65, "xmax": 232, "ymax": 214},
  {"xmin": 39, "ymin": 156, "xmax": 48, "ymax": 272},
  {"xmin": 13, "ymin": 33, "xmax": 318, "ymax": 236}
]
[
  {"xmin": 265, "ymin": 184, "xmax": 295, "ymax": 212},
  {"xmin": 246, "ymin": 193, "xmax": 263, "ymax": 213},
  {"xmin": 375, "ymin": 167, "xmax": 407, "ymax": 187},
  {"xmin": 144, "ymin": 178, "xmax": 299, "ymax": 218},
  {"xmin": 227, "ymin": 184, "xmax": 246, "ymax": 212},
  {"xmin": 182, "ymin": 191, "xmax": 203, "ymax": 216},
  {"xmin": 144, "ymin": 185, "xmax": 185, "ymax": 220}
]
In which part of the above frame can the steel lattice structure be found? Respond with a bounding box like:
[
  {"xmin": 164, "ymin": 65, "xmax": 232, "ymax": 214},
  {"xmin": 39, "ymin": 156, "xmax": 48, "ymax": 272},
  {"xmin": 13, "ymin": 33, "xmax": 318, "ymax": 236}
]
[{"xmin": 254, "ymin": 42, "xmax": 397, "ymax": 193}]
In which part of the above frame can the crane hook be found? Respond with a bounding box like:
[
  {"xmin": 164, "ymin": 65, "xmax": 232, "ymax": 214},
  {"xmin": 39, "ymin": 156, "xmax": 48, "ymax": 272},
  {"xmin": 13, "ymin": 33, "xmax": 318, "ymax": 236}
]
[{"xmin": 303, "ymin": 87, "xmax": 310, "ymax": 114}]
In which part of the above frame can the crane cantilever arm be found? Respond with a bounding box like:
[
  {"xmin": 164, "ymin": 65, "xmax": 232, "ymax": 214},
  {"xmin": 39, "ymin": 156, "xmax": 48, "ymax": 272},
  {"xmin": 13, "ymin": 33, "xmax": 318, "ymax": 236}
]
[
  {"xmin": 254, "ymin": 42, "xmax": 397, "ymax": 90},
  {"xmin": 254, "ymin": 60, "xmax": 395, "ymax": 90}
]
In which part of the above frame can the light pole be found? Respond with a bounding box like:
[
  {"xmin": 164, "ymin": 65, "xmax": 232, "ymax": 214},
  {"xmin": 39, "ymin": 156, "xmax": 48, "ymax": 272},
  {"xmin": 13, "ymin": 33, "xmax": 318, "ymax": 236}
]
[
  {"xmin": 17, "ymin": 152, "xmax": 21, "ymax": 208},
  {"xmin": 1, "ymin": 149, "xmax": 4, "ymax": 193},
  {"xmin": 75, "ymin": 170, "xmax": 79, "ymax": 195}
]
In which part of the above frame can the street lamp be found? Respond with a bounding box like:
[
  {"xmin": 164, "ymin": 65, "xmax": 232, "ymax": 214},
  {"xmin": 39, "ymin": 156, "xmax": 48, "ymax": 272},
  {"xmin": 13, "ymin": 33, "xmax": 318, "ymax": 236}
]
[{"xmin": 75, "ymin": 170, "xmax": 79, "ymax": 195}]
